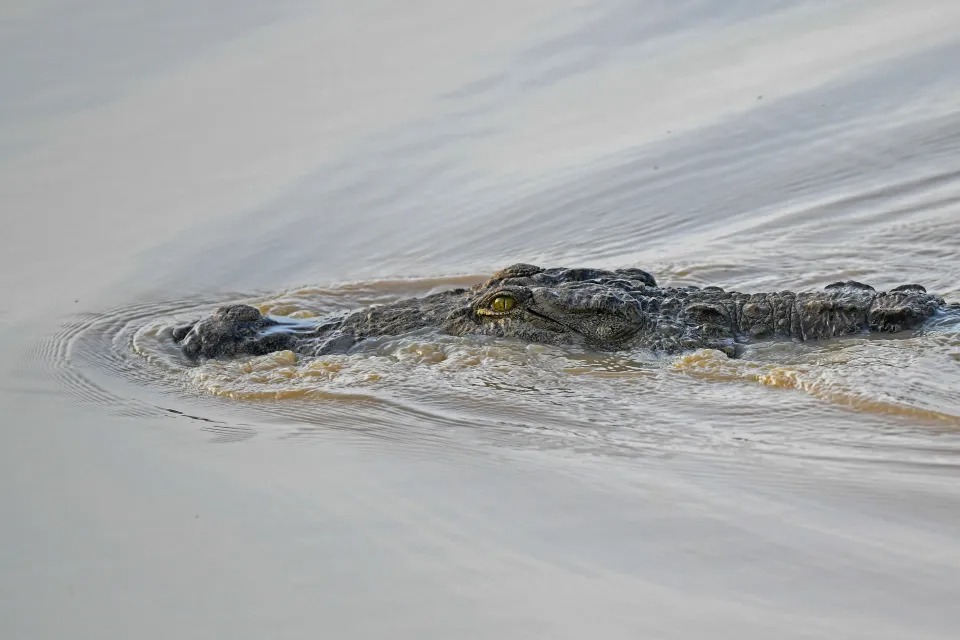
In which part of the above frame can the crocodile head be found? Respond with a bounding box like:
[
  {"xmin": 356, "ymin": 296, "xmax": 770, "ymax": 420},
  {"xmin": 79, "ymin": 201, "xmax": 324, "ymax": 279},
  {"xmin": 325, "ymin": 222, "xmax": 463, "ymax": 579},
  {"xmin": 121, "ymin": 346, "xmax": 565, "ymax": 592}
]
[{"xmin": 175, "ymin": 263, "xmax": 665, "ymax": 359}]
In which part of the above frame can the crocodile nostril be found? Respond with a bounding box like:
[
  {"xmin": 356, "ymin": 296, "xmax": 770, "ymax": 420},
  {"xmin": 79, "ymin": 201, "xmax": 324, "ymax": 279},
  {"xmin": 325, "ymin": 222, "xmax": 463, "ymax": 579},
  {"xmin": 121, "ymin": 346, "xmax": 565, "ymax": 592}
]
[
  {"xmin": 180, "ymin": 333, "xmax": 201, "ymax": 361},
  {"xmin": 171, "ymin": 324, "xmax": 194, "ymax": 342}
]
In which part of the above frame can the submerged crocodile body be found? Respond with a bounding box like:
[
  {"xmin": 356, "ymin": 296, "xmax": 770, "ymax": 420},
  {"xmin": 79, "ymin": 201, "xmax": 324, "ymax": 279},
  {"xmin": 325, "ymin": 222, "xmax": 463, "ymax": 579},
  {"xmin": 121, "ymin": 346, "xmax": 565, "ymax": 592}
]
[{"xmin": 173, "ymin": 264, "xmax": 957, "ymax": 360}]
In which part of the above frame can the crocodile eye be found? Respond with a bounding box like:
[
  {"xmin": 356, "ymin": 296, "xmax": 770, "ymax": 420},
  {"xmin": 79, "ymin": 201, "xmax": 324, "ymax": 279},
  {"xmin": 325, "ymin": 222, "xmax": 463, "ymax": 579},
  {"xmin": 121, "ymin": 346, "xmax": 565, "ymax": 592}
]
[{"xmin": 490, "ymin": 295, "xmax": 515, "ymax": 313}]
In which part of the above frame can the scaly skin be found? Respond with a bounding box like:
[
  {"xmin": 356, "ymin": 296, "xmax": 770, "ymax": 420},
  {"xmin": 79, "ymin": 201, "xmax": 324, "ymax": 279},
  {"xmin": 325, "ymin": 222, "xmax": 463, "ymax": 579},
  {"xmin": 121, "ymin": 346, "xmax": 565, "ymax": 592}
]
[{"xmin": 173, "ymin": 263, "xmax": 956, "ymax": 360}]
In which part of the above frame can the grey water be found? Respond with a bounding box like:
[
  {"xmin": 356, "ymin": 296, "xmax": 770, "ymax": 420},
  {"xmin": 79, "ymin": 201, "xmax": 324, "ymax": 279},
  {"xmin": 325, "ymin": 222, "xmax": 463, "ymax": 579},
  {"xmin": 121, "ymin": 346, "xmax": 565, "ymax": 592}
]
[{"xmin": 2, "ymin": 1, "xmax": 960, "ymax": 638}]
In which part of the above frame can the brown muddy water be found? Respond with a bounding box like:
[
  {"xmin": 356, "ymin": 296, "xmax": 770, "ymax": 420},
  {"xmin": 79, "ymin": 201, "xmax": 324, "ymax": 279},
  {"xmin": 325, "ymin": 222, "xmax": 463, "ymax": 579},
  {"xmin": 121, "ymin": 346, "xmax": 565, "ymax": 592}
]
[{"xmin": 3, "ymin": 2, "xmax": 960, "ymax": 638}]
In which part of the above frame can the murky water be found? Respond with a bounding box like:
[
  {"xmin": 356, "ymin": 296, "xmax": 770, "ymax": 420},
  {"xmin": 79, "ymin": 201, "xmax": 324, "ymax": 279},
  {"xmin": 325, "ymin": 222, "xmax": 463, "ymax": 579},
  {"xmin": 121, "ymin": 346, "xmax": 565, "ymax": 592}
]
[{"xmin": 3, "ymin": 1, "xmax": 960, "ymax": 639}]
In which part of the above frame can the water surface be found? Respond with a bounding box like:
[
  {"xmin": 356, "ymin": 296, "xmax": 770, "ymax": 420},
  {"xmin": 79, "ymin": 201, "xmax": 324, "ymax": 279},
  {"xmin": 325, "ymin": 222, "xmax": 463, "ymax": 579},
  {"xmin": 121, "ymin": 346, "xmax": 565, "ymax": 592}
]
[{"xmin": 2, "ymin": 1, "xmax": 960, "ymax": 638}]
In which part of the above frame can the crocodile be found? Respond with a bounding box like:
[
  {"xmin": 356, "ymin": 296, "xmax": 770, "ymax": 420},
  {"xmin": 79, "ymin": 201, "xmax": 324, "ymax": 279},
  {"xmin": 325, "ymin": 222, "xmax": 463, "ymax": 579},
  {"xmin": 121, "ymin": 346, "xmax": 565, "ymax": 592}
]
[{"xmin": 172, "ymin": 263, "xmax": 958, "ymax": 361}]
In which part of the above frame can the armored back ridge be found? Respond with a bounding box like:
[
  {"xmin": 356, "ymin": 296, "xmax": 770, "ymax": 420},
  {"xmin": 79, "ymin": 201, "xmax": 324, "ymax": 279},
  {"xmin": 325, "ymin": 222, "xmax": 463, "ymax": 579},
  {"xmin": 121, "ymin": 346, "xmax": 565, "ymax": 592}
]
[{"xmin": 173, "ymin": 264, "xmax": 955, "ymax": 361}]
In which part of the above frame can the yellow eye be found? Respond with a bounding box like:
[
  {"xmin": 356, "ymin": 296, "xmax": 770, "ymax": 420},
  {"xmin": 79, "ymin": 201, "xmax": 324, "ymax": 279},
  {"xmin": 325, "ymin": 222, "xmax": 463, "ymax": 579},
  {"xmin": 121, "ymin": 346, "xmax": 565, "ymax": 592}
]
[{"xmin": 490, "ymin": 295, "xmax": 515, "ymax": 313}]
